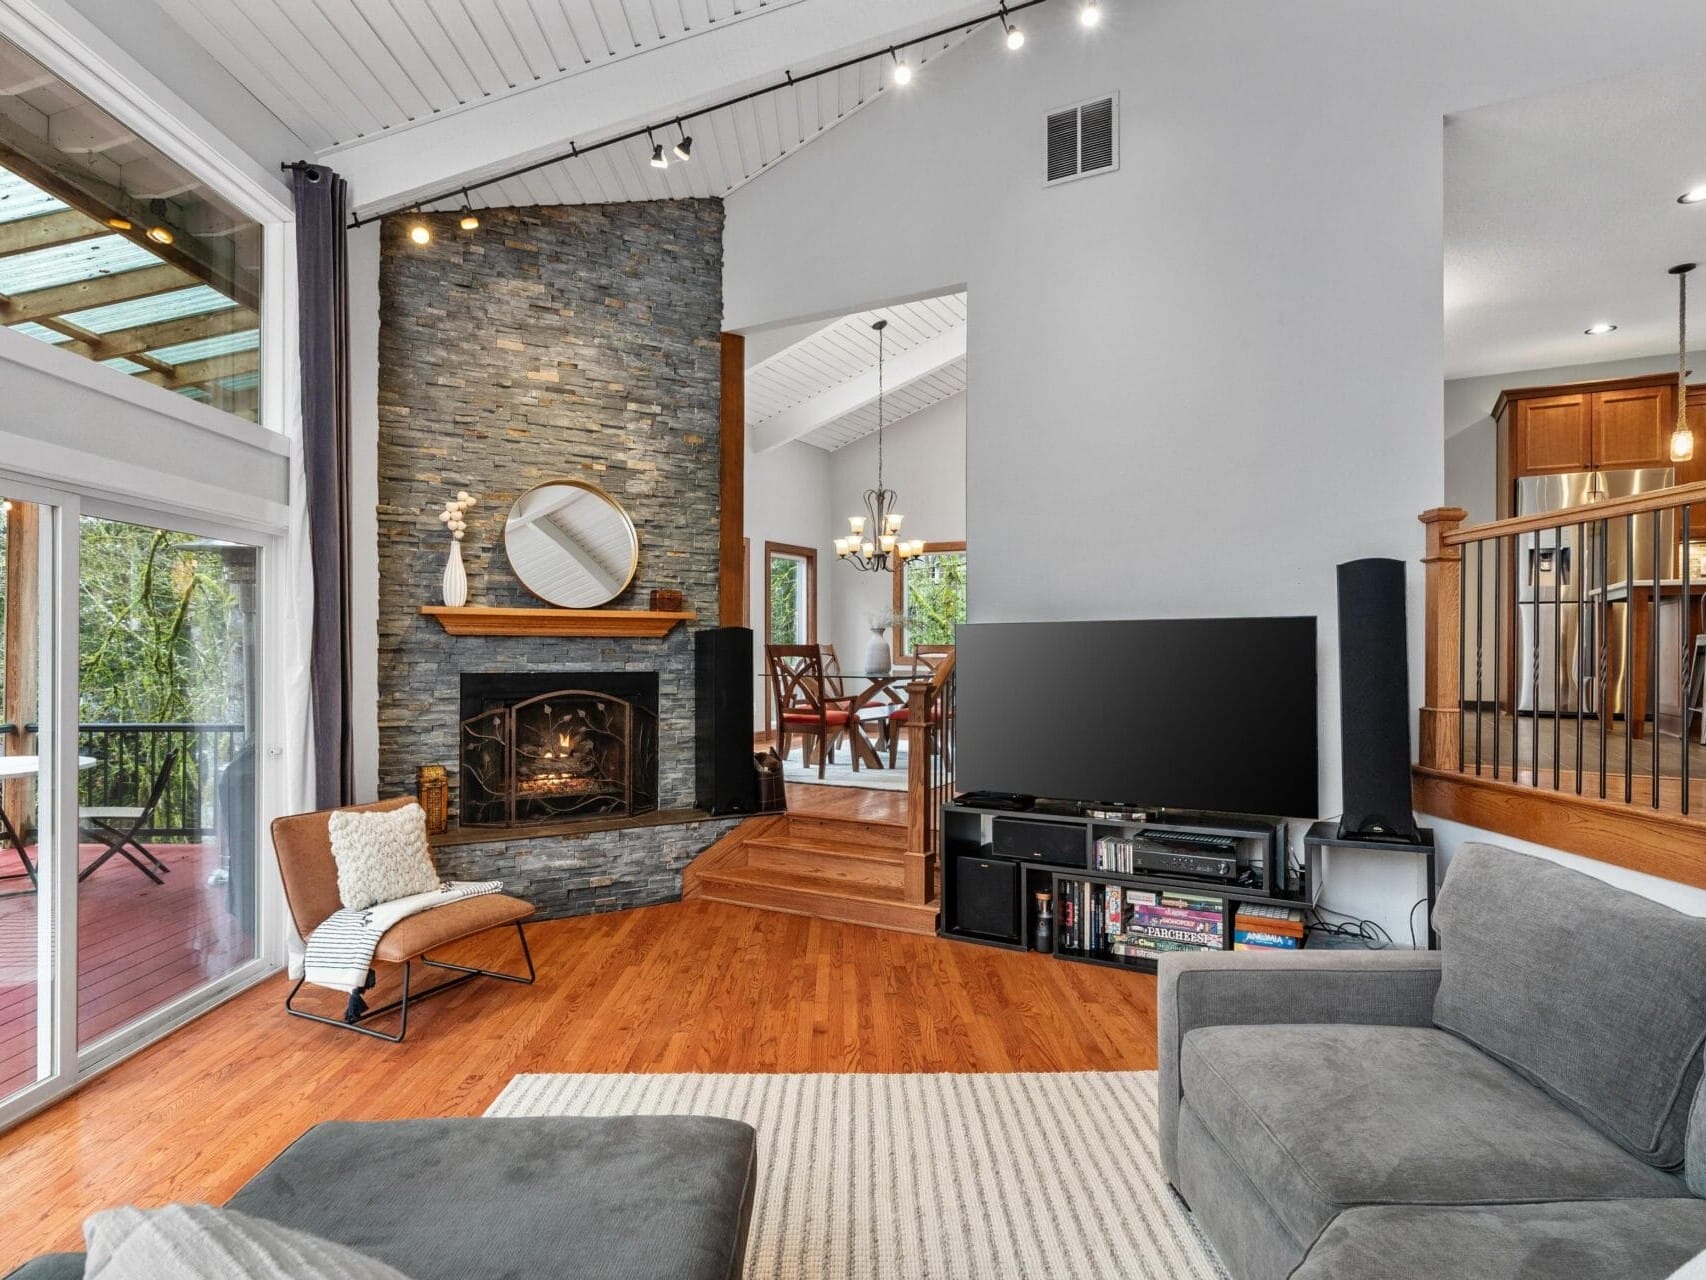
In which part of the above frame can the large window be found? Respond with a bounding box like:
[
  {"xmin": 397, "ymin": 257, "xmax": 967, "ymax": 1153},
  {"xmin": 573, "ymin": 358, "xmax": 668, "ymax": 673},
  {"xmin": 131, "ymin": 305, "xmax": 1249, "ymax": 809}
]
[
  {"xmin": 894, "ymin": 542, "xmax": 968, "ymax": 656},
  {"xmin": 0, "ymin": 34, "xmax": 263, "ymax": 425},
  {"xmin": 766, "ymin": 543, "xmax": 817, "ymax": 646}
]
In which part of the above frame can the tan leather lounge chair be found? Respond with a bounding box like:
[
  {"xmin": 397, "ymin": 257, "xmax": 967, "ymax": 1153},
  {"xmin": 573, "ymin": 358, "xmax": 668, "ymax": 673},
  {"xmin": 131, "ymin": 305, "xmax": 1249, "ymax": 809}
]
[{"xmin": 272, "ymin": 796, "xmax": 536, "ymax": 1042}]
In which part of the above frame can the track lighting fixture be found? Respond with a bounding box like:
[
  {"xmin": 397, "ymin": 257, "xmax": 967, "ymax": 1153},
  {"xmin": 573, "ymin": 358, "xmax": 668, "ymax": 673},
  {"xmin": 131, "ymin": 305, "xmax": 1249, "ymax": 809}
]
[
  {"xmin": 145, "ymin": 224, "xmax": 174, "ymax": 245},
  {"xmin": 350, "ymin": 0, "xmax": 1106, "ymax": 231},
  {"xmin": 408, "ymin": 219, "xmax": 431, "ymax": 245},
  {"xmin": 105, "ymin": 216, "xmax": 132, "ymax": 231},
  {"xmin": 458, "ymin": 208, "xmax": 480, "ymax": 231}
]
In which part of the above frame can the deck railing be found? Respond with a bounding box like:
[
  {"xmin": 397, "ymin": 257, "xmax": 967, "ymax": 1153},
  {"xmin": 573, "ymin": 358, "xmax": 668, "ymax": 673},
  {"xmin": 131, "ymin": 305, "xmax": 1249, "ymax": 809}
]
[
  {"xmin": 1420, "ymin": 487, "xmax": 1706, "ymax": 886},
  {"xmin": 0, "ymin": 721, "xmax": 247, "ymax": 841},
  {"xmin": 903, "ymin": 651, "xmax": 956, "ymax": 905}
]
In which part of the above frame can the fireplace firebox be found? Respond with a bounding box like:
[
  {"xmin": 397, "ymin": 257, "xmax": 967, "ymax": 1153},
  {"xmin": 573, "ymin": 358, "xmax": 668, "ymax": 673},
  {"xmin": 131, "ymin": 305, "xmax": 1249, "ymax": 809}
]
[{"xmin": 458, "ymin": 672, "xmax": 659, "ymax": 827}]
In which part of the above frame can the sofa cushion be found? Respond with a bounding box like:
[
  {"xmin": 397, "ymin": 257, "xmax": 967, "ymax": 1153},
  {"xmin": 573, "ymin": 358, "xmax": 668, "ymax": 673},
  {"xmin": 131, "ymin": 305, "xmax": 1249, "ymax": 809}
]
[
  {"xmin": 1290, "ymin": 1199, "xmax": 1706, "ymax": 1280},
  {"xmin": 226, "ymin": 1116, "xmax": 756, "ymax": 1280},
  {"xmin": 1432, "ymin": 844, "xmax": 1706, "ymax": 1168},
  {"xmin": 1180, "ymin": 1024, "xmax": 1684, "ymax": 1252}
]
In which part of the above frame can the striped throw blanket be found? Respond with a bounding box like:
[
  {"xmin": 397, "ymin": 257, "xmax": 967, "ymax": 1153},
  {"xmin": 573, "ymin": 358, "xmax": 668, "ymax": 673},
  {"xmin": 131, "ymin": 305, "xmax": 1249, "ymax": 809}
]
[{"xmin": 303, "ymin": 880, "xmax": 504, "ymax": 1021}]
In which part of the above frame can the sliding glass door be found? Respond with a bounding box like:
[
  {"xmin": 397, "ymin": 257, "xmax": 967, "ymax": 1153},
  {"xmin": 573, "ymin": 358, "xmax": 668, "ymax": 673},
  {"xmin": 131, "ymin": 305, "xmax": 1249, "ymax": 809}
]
[
  {"xmin": 0, "ymin": 485, "xmax": 73, "ymax": 1114},
  {"xmin": 75, "ymin": 515, "xmax": 260, "ymax": 1053}
]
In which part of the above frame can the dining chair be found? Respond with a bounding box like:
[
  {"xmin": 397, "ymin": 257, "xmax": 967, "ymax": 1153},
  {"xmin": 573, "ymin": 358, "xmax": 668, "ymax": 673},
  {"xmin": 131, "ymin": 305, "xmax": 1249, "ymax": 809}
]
[
  {"xmin": 767, "ymin": 645, "xmax": 892, "ymax": 778},
  {"xmin": 883, "ymin": 646, "xmax": 955, "ymax": 768},
  {"xmin": 78, "ymin": 748, "xmax": 179, "ymax": 885}
]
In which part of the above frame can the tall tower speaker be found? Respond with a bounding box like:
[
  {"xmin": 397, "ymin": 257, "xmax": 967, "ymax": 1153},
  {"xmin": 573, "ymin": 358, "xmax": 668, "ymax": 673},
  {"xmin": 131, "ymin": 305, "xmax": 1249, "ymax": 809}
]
[
  {"xmin": 1336, "ymin": 558, "xmax": 1420, "ymax": 842},
  {"xmin": 695, "ymin": 626, "xmax": 759, "ymax": 816}
]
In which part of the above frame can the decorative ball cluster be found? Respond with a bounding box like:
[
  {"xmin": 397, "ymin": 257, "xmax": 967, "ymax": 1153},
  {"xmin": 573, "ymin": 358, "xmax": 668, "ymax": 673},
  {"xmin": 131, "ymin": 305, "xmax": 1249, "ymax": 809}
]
[{"xmin": 438, "ymin": 490, "xmax": 476, "ymax": 542}]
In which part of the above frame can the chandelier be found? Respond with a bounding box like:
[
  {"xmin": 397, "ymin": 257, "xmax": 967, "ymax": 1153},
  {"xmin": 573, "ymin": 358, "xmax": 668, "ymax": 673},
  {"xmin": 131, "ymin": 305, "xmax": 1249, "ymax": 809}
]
[{"xmin": 834, "ymin": 318, "xmax": 925, "ymax": 573}]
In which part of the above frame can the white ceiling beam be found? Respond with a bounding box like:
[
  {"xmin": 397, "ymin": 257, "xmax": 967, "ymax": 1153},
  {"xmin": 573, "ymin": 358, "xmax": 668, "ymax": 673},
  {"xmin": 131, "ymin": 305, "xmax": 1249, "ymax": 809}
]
[
  {"xmin": 752, "ymin": 322, "xmax": 967, "ymax": 453},
  {"xmin": 325, "ymin": 0, "xmax": 988, "ymax": 217}
]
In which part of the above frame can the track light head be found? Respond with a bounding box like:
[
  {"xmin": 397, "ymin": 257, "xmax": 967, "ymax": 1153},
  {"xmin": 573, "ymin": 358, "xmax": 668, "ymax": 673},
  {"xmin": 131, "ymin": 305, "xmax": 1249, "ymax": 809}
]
[
  {"xmin": 408, "ymin": 220, "xmax": 431, "ymax": 245},
  {"xmin": 673, "ymin": 135, "xmax": 693, "ymax": 161},
  {"xmin": 891, "ymin": 50, "xmax": 913, "ymax": 85},
  {"xmin": 1006, "ymin": 24, "xmax": 1025, "ymax": 49},
  {"xmin": 1081, "ymin": 0, "xmax": 1102, "ymax": 27},
  {"xmin": 650, "ymin": 142, "xmax": 669, "ymax": 169}
]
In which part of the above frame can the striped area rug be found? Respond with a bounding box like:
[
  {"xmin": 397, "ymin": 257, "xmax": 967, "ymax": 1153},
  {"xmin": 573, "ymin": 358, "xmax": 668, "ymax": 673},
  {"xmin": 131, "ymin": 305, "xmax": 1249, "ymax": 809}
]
[{"xmin": 487, "ymin": 1071, "xmax": 1227, "ymax": 1280}]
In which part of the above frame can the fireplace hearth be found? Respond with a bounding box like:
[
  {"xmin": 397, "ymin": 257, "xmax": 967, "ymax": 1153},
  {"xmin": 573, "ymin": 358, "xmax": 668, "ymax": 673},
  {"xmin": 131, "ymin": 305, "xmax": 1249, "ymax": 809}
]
[{"xmin": 459, "ymin": 672, "xmax": 659, "ymax": 827}]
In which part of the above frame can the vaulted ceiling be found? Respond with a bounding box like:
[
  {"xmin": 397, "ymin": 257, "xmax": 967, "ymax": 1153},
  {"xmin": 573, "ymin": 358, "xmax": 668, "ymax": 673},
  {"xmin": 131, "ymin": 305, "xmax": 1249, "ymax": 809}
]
[
  {"xmin": 151, "ymin": 0, "xmax": 993, "ymax": 215},
  {"xmin": 746, "ymin": 292, "xmax": 966, "ymax": 452}
]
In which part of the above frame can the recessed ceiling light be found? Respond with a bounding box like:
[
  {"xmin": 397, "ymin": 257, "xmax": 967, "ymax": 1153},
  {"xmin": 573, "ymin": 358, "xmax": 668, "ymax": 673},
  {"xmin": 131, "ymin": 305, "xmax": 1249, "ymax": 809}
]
[{"xmin": 1585, "ymin": 322, "xmax": 1617, "ymax": 335}]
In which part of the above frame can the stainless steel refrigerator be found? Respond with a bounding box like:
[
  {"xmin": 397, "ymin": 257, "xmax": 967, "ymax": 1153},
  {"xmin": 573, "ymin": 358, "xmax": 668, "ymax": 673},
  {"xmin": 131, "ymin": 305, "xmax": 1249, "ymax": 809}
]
[{"xmin": 1514, "ymin": 468, "xmax": 1675, "ymax": 715}]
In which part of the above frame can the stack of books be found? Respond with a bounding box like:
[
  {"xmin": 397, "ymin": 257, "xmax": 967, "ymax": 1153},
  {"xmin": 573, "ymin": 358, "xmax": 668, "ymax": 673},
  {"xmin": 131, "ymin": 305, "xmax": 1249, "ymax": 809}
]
[
  {"xmin": 1233, "ymin": 903, "xmax": 1305, "ymax": 951},
  {"xmin": 1106, "ymin": 888, "xmax": 1225, "ymax": 958}
]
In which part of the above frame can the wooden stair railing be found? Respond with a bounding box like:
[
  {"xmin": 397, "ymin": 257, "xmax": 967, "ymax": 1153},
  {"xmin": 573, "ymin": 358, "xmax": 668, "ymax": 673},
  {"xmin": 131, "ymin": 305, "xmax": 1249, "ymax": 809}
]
[
  {"xmin": 902, "ymin": 650, "xmax": 955, "ymax": 907},
  {"xmin": 1416, "ymin": 488, "xmax": 1706, "ymax": 890}
]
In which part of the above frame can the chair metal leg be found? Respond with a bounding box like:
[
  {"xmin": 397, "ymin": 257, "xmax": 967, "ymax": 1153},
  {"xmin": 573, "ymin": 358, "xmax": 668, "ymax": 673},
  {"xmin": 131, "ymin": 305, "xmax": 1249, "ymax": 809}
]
[
  {"xmin": 285, "ymin": 923, "xmax": 535, "ymax": 1044},
  {"xmin": 0, "ymin": 803, "xmax": 37, "ymax": 899}
]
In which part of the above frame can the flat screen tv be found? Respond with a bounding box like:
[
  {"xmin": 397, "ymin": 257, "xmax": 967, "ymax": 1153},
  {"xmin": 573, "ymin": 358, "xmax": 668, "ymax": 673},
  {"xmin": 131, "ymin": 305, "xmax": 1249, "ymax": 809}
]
[{"xmin": 954, "ymin": 617, "xmax": 1318, "ymax": 817}]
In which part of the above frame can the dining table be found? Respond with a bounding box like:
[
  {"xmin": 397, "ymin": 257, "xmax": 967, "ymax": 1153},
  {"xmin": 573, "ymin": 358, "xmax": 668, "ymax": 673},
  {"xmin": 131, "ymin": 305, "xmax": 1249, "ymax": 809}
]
[
  {"xmin": 0, "ymin": 755, "xmax": 99, "ymax": 889},
  {"xmin": 834, "ymin": 671, "xmax": 927, "ymax": 770}
]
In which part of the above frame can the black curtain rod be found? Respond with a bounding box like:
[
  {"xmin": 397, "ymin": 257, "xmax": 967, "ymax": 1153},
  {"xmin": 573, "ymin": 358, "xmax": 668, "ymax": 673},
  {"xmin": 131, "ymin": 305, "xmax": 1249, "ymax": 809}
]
[{"xmin": 346, "ymin": 0, "xmax": 1057, "ymax": 229}]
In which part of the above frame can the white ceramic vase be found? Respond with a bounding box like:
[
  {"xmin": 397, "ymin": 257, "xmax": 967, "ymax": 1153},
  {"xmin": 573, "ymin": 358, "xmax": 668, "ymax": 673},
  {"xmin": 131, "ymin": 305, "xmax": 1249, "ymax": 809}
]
[
  {"xmin": 864, "ymin": 631, "xmax": 892, "ymax": 675},
  {"xmin": 441, "ymin": 540, "xmax": 468, "ymax": 607}
]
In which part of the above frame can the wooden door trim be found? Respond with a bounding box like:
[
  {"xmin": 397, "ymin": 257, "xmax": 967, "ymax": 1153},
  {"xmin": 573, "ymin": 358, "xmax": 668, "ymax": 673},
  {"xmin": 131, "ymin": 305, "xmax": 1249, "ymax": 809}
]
[{"xmin": 719, "ymin": 333, "xmax": 745, "ymax": 628}]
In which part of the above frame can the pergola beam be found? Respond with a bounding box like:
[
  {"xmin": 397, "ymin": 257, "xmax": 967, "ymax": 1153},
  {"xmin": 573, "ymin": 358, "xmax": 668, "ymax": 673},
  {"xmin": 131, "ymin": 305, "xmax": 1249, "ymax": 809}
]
[
  {"xmin": 94, "ymin": 308, "xmax": 254, "ymax": 361},
  {"xmin": 0, "ymin": 209, "xmax": 105, "ymax": 258},
  {"xmin": 0, "ymin": 263, "xmax": 190, "ymax": 325},
  {"xmin": 138, "ymin": 347, "xmax": 257, "ymax": 390}
]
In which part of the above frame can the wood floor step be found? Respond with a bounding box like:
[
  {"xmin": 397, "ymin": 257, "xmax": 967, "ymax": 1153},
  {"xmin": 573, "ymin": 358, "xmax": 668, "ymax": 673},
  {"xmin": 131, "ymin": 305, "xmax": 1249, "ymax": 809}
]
[
  {"xmin": 693, "ymin": 865, "xmax": 938, "ymax": 935},
  {"xmin": 743, "ymin": 835, "xmax": 906, "ymax": 888},
  {"xmin": 782, "ymin": 813, "xmax": 908, "ymax": 850}
]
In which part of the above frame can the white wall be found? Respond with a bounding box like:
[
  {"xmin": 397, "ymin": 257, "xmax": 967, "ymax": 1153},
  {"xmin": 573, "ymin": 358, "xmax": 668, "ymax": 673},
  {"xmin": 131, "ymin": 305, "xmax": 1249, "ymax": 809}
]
[
  {"xmin": 724, "ymin": 0, "xmax": 1706, "ymax": 935},
  {"xmin": 828, "ymin": 392, "xmax": 967, "ymax": 667},
  {"xmin": 743, "ymin": 436, "xmax": 832, "ymax": 727}
]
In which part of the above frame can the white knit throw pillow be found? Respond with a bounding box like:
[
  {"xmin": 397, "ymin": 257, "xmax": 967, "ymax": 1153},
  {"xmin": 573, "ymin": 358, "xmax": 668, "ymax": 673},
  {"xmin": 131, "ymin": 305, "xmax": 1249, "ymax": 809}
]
[
  {"xmin": 85, "ymin": 1204, "xmax": 416, "ymax": 1280},
  {"xmin": 327, "ymin": 802, "xmax": 439, "ymax": 911}
]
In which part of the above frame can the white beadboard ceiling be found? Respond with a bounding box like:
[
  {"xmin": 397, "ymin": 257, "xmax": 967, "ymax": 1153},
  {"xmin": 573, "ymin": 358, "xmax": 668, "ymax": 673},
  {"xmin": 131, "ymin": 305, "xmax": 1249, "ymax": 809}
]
[
  {"xmin": 155, "ymin": 0, "xmax": 974, "ymax": 207},
  {"xmin": 747, "ymin": 292, "xmax": 967, "ymax": 453},
  {"xmin": 152, "ymin": 0, "xmax": 811, "ymax": 152}
]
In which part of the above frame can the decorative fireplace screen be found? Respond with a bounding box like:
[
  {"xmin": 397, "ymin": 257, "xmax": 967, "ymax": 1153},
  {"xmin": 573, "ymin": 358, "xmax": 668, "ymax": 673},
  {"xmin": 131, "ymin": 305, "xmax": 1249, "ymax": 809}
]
[{"xmin": 459, "ymin": 689, "xmax": 658, "ymax": 827}]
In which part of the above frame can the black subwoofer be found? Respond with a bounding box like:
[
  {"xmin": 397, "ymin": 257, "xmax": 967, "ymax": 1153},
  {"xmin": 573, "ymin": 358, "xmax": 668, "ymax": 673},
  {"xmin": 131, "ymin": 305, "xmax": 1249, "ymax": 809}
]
[
  {"xmin": 951, "ymin": 855, "xmax": 1020, "ymax": 941},
  {"xmin": 695, "ymin": 626, "xmax": 758, "ymax": 816},
  {"xmin": 1336, "ymin": 558, "xmax": 1420, "ymax": 842}
]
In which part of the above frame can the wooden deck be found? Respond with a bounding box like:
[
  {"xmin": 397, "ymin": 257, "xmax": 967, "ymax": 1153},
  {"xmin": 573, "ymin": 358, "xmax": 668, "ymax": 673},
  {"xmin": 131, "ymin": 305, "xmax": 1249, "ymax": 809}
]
[{"xmin": 0, "ymin": 842, "xmax": 253, "ymax": 1100}]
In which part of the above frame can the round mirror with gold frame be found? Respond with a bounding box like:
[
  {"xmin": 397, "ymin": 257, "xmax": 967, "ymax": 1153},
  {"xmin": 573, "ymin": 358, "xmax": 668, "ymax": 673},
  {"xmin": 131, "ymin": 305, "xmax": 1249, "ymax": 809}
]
[{"xmin": 503, "ymin": 479, "xmax": 639, "ymax": 608}]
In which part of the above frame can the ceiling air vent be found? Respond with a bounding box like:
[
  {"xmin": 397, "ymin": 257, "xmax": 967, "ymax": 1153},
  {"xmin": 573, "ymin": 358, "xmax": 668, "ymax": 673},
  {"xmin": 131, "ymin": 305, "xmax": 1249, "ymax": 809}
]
[{"xmin": 1044, "ymin": 93, "xmax": 1119, "ymax": 187}]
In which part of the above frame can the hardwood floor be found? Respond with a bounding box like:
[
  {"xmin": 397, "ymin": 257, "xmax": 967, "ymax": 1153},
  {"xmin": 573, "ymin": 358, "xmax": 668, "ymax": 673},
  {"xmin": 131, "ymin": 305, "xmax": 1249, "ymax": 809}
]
[{"xmin": 0, "ymin": 898, "xmax": 1157, "ymax": 1270}]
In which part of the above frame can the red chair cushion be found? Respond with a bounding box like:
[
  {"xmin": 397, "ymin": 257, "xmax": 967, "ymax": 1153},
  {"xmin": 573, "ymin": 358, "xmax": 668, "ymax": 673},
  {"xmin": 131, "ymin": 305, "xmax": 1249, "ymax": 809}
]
[
  {"xmin": 781, "ymin": 709, "xmax": 850, "ymax": 726},
  {"xmin": 886, "ymin": 706, "xmax": 942, "ymax": 725}
]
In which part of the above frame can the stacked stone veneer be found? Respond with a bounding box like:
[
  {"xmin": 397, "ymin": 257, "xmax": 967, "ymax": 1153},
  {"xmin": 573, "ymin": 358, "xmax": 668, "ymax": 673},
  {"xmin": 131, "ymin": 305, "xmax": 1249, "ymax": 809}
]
[{"xmin": 376, "ymin": 200, "xmax": 740, "ymax": 919}]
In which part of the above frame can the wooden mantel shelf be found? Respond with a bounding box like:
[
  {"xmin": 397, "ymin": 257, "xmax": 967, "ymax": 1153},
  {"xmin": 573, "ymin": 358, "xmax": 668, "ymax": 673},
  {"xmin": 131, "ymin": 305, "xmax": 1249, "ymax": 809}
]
[{"xmin": 419, "ymin": 605, "xmax": 696, "ymax": 638}]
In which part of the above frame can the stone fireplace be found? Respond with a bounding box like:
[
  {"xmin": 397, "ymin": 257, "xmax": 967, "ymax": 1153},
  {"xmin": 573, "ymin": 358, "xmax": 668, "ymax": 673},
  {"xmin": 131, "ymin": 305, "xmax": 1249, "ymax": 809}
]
[
  {"xmin": 376, "ymin": 199, "xmax": 740, "ymax": 920},
  {"xmin": 458, "ymin": 672, "xmax": 658, "ymax": 827}
]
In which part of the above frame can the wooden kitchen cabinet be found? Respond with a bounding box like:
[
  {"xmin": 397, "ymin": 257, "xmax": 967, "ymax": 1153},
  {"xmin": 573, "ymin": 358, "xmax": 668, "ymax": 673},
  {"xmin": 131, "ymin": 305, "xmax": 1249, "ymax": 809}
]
[
  {"xmin": 1495, "ymin": 374, "xmax": 1681, "ymax": 516},
  {"xmin": 1592, "ymin": 382, "xmax": 1674, "ymax": 468}
]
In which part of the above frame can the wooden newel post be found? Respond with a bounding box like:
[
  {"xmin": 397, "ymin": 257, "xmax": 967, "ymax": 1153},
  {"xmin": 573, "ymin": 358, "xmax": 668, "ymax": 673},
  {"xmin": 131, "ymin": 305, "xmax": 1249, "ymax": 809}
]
[
  {"xmin": 903, "ymin": 677, "xmax": 932, "ymax": 905},
  {"xmin": 1418, "ymin": 507, "xmax": 1468, "ymax": 773}
]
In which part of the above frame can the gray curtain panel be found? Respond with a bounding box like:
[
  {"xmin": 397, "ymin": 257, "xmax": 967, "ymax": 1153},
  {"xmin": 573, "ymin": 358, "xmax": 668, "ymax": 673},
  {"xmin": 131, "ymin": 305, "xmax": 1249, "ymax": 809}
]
[{"xmin": 289, "ymin": 164, "xmax": 355, "ymax": 809}]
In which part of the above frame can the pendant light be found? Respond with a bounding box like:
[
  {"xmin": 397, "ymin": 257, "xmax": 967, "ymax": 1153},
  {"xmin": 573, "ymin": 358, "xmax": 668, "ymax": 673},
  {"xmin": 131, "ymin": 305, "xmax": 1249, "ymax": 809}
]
[
  {"xmin": 1670, "ymin": 263, "xmax": 1696, "ymax": 463},
  {"xmin": 835, "ymin": 319, "xmax": 925, "ymax": 572}
]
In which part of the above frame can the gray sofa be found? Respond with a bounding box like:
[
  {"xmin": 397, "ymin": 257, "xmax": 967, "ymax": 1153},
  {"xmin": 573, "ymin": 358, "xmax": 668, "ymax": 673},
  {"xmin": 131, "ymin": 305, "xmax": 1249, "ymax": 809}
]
[
  {"xmin": 1159, "ymin": 842, "xmax": 1706, "ymax": 1280},
  {"xmin": 6, "ymin": 1115, "xmax": 757, "ymax": 1280}
]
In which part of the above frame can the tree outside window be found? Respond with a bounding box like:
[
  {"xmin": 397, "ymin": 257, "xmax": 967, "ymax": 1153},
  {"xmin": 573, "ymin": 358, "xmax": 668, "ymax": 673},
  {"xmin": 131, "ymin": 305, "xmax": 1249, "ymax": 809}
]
[{"xmin": 896, "ymin": 543, "xmax": 967, "ymax": 655}]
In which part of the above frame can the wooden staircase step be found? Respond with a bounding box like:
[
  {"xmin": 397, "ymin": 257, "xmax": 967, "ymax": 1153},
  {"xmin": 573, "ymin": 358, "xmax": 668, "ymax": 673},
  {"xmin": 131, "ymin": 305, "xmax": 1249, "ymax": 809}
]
[
  {"xmin": 692, "ymin": 864, "xmax": 938, "ymax": 935},
  {"xmin": 783, "ymin": 812, "xmax": 908, "ymax": 850},
  {"xmin": 743, "ymin": 835, "xmax": 905, "ymax": 888}
]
